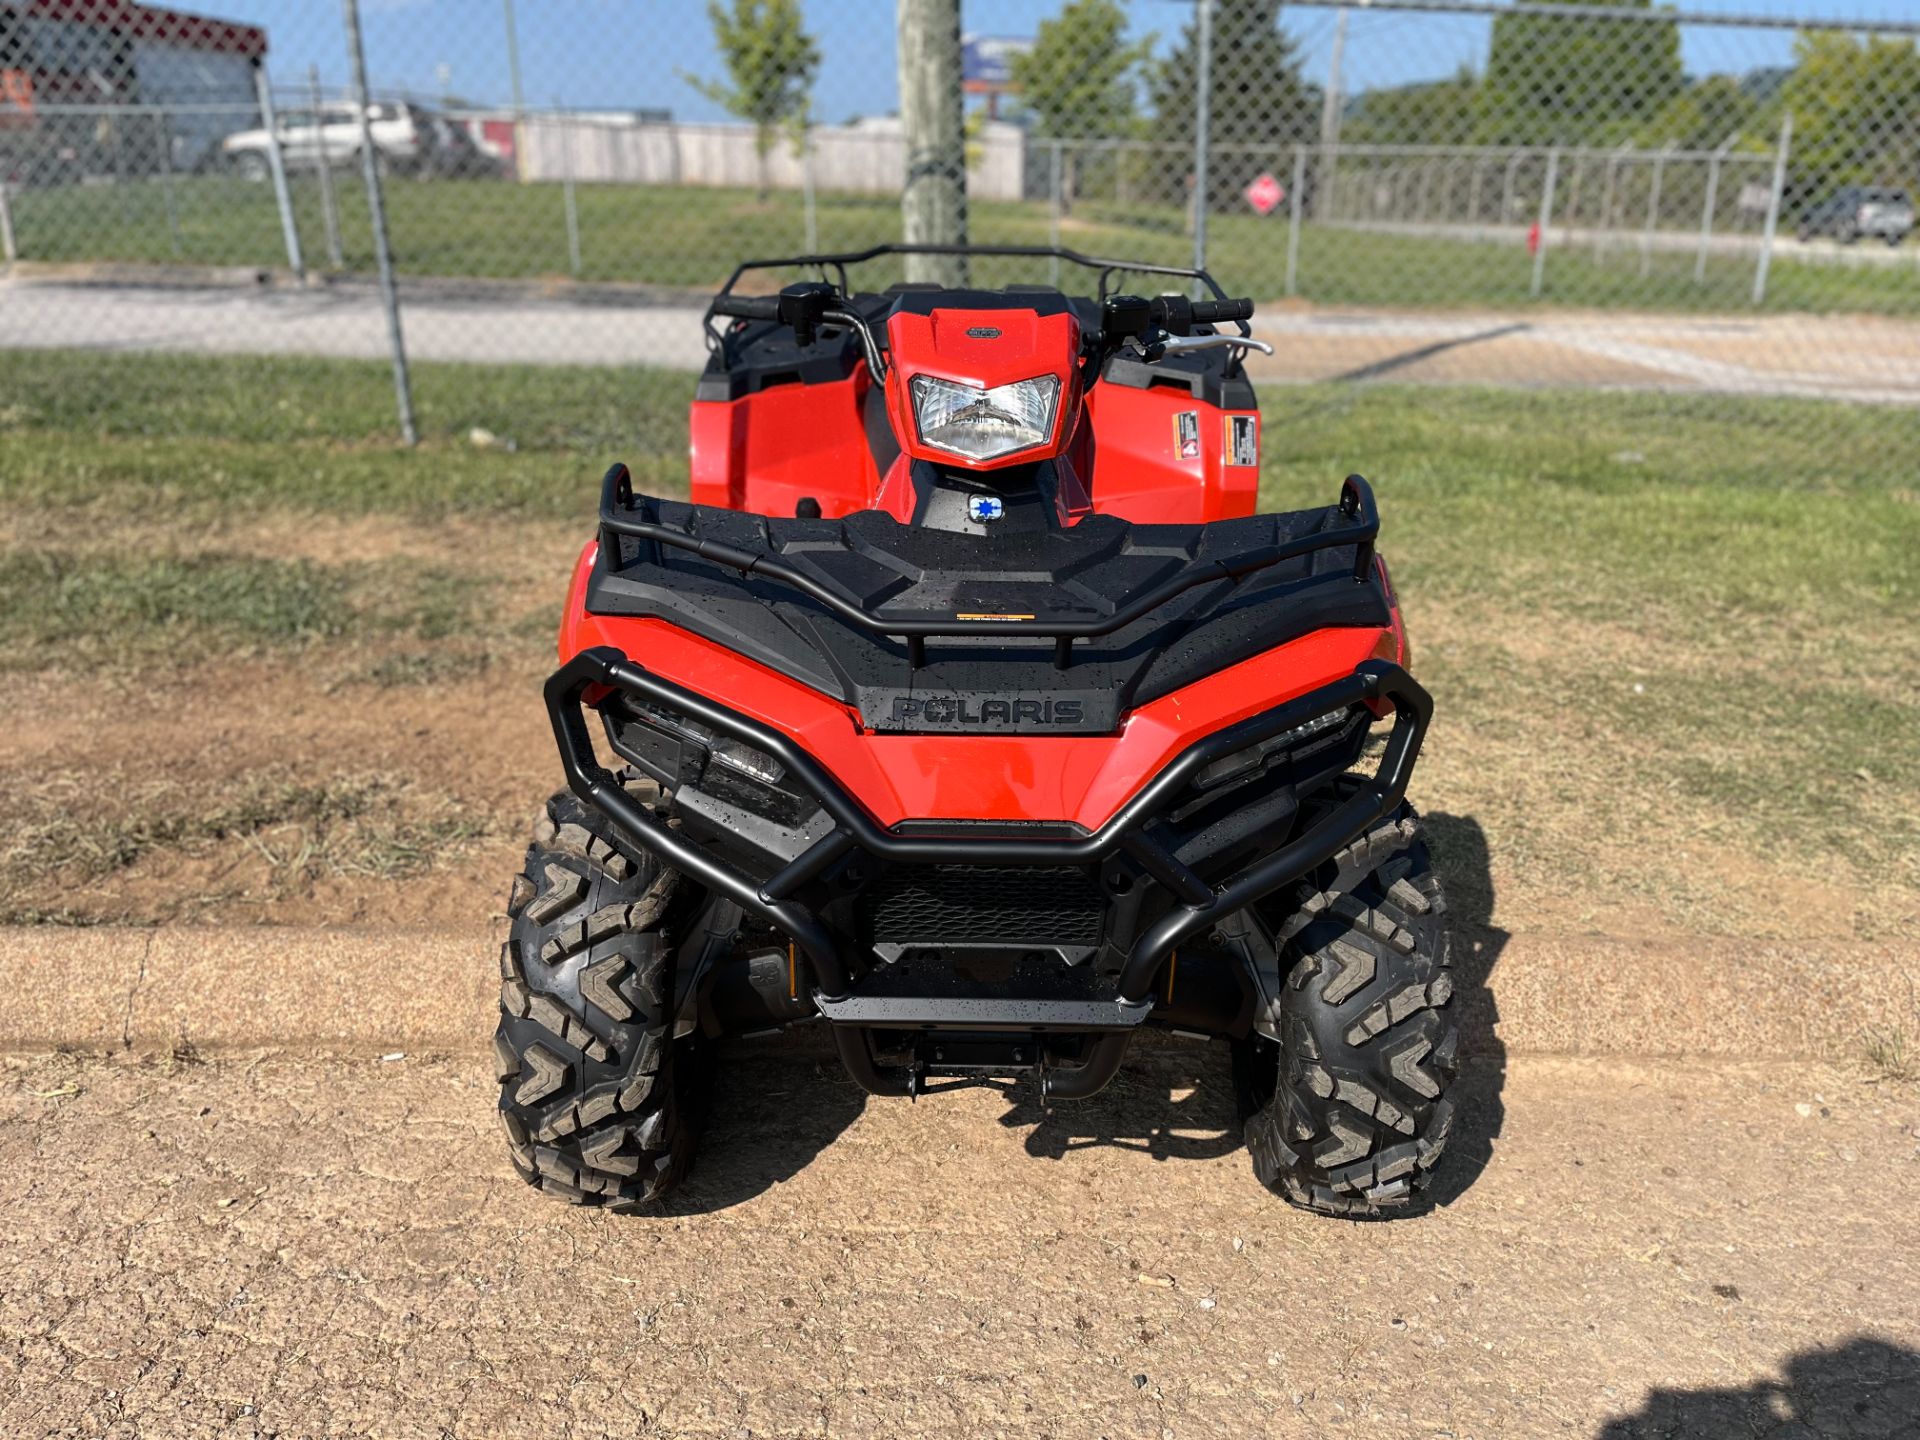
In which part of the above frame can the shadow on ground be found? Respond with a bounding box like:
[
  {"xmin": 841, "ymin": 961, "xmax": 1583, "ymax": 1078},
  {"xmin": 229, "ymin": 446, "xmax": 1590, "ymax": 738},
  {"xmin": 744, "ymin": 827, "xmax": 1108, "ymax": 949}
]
[
  {"xmin": 1597, "ymin": 1336, "xmax": 1920, "ymax": 1439},
  {"xmin": 659, "ymin": 1030, "xmax": 866, "ymax": 1214},
  {"xmin": 1424, "ymin": 810, "xmax": 1508, "ymax": 1208},
  {"xmin": 661, "ymin": 811, "xmax": 1509, "ymax": 1212},
  {"xmin": 989, "ymin": 810, "xmax": 1510, "ymax": 1208}
]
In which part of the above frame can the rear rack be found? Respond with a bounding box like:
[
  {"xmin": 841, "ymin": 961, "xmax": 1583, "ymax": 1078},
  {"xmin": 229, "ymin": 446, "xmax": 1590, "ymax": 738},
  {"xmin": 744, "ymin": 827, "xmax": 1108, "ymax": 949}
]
[{"xmin": 597, "ymin": 466, "xmax": 1381, "ymax": 671}]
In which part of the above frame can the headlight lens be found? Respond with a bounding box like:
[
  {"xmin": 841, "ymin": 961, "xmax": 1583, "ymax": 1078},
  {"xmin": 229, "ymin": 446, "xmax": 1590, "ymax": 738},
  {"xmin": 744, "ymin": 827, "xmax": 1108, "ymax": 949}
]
[{"xmin": 911, "ymin": 374, "xmax": 1060, "ymax": 461}]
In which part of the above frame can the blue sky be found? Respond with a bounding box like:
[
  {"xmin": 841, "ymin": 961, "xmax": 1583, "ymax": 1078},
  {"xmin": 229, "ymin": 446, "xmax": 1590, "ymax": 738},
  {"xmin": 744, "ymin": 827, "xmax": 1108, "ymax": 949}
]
[{"xmin": 242, "ymin": 1, "xmax": 1920, "ymax": 115}]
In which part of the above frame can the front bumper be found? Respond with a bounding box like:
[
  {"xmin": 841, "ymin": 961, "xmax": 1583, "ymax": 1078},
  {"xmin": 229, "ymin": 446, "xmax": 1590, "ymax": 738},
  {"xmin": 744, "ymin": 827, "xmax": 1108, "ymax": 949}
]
[{"xmin": 546, "ymin": 645, "xmax": 1430, "ymax": 1094}]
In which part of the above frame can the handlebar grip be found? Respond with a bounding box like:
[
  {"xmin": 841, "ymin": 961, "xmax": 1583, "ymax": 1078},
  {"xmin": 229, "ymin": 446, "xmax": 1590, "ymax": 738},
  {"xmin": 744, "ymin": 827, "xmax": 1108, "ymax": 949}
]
[
  {"xmin": 710, "ymin": 294, "xmax": 782, "ymax": 322},
  {"xmin": 1189, "ymin": 298, "xmax": 1255, "ymax": 324}
]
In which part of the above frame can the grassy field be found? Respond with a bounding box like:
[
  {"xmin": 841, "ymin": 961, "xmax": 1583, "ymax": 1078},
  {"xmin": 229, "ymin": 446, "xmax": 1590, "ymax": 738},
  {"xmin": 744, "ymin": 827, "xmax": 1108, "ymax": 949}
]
[
  {"xmin": 10, "ymin": 175, "xmax": 1920, "ymax": 317},
  {"xmin": 0, "ymin": 348, "xmax": 1914, "ymax": 940}
]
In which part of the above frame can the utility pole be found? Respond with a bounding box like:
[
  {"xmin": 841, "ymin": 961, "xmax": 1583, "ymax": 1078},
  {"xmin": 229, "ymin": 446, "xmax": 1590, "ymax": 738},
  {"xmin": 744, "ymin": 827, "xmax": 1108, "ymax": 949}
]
[
  {"xmin": 1191, "ymin": 0, "xmax": 1212, "ymax": 286},
  {"xmin": 1319, "ymin": 5, "xmax": 1348, "ymax": 148},
  {"xmin": 897, "ymin": 0, "xmax": 968, "ymax": 286},
  {"xmin": 344, "ymin": 0, "xmax": 416, "ymax": 445},
  {"xmin": 502, "ymin": 0, "xmax": 527, "ymax": 181},
  {"xmin": 1317, "ymin": 3, "xmax": 1348, "ymax": 218}
]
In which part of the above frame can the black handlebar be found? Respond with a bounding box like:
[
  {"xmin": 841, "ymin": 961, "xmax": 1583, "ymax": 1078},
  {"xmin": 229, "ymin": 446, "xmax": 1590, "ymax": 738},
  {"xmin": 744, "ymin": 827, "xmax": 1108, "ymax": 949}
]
[
  {"xmin": 709, "ymin": 283, "xmax": 1258, "ymax": 375},
  {"xmin": 1189, "ymin": 298, "xmax": 1255, "ymax": 326},
  {"xmin": 709, "ymin": 294, "xmax": 782, "ymax": 322}
]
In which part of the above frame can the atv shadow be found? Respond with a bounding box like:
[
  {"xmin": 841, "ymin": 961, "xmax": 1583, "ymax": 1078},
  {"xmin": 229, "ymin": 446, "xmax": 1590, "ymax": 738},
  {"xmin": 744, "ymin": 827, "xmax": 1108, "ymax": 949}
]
[
  {"xmin": 1594, "ymin": 1336, "xmax": 1920, "ymax": 1439},
  {"xmin": 993, "ymin": 1036, "xmax": 1245, "ymax": 1165},
  {"xmin": 987, "ymin": 811, "xmax": 1508, "ymax": 1209},
  {"xmin": 1421, "ymin": 810, "xmax": 1508, "ymax": 1209},
  {"xmin": 653, "ymin": 1028, "xmax": 867, "ymax": 1215}
]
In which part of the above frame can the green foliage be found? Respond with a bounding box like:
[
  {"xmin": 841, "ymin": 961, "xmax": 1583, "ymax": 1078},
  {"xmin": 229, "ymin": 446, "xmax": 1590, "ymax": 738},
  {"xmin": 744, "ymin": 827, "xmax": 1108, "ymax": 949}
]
[
  {"xmin": 1780, "ymin": 32, "xmax": 1920, "ymax": 196},
  {"xmin": 1010, "ymin": 0, "xmax": 1152, "ymax": 211},
  {"xmin": 1476, "ymin": 0, "xmax": 1683, "ymax": 145},
  {"xmin": 682, "ymin": 0, "xmax": 820, "ymax": 187},
  {"xmin": 1149, "ymin": 0, "xmax": 1319, "ymax": 210},
  {"xmin": 1009, "ymin": 0, "xmax": 1151, "ymax": 141},
  {"xmin": 1633, "ymin": 74, "xmax": 1760, "ymax": 151},
  {"xmin": 1343, "ymin": 68, "xmax": 1479, "ymax": 146}
]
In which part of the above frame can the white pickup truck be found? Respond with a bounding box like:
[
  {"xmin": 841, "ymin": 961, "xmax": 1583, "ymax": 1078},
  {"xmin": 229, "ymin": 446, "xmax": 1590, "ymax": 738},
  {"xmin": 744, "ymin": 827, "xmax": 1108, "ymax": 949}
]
[{"xmin": 221, "ymin": 101, "xmax": 494, "ymax": 180}]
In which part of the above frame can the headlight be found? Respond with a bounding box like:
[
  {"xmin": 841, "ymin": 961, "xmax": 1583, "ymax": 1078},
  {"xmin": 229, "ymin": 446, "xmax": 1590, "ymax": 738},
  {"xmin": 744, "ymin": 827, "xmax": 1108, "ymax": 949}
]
[{"xmin": 911, "ymin": 374, "xmax": 1059, "ymax": 462}]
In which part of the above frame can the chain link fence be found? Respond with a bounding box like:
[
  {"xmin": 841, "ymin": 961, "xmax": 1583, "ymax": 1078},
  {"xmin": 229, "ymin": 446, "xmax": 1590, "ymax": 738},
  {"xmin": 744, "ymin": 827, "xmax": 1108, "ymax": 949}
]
[{"xmin": 2, "ymin": 0, "xmax": 1917, "ymax": 454}]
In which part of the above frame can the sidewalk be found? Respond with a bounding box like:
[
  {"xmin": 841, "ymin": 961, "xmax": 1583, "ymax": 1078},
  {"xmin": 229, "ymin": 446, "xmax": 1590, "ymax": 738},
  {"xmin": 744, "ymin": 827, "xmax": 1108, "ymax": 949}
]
[
  {"xmin": 3, "ymin": 923, "xmax": 1916, "ymax": 1059},
  {"xmin": 6, "ymin": 273, "xmax": 1919, "ymax": 404}
]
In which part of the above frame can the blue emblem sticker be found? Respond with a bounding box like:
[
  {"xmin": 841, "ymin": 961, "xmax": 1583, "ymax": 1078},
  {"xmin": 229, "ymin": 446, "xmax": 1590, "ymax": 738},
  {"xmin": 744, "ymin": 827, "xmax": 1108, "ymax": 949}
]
[{"xmin": 967, "ymin": 495, "xmax": 1006, "ymax": 523}]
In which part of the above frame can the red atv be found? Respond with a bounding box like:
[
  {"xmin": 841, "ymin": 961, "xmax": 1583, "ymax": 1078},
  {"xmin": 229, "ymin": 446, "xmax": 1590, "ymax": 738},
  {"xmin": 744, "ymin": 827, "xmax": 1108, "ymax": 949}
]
[{"xmin": 496, "ymin": 246, "xmax": 1454, "ymax": 1215}]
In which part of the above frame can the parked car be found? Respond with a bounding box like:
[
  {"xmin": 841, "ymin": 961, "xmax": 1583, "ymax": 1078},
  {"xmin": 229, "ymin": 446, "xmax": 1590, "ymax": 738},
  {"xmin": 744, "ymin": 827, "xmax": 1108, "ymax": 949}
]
[
  {"xmin": 220, "ymin": 101, "xmax": 502, "ymax": 181},
  {"xmin": 1796, "ymin": 186, "xmax": 1914, "ymax": 246}
]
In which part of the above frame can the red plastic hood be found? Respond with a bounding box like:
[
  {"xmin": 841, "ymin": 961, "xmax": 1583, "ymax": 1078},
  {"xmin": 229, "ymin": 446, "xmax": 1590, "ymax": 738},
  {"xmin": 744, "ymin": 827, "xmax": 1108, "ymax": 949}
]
[{"xmin": 883, "ymin": 307, "xmax": 1080, "ymax": 470}]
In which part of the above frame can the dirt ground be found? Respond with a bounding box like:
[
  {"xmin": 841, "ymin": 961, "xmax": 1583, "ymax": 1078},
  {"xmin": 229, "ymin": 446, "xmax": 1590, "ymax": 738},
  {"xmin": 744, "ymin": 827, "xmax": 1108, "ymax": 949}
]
[{"xmin": 2, "ymin": 1043, "xmax": 1916, "ymax": 1439}]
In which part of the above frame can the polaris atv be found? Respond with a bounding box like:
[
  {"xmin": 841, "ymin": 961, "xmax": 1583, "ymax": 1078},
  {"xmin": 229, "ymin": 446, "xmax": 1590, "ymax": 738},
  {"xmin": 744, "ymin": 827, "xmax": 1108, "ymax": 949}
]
[{"xmin": 496, "ymin": 245, "xmax": 1454, "ymax": 1216}]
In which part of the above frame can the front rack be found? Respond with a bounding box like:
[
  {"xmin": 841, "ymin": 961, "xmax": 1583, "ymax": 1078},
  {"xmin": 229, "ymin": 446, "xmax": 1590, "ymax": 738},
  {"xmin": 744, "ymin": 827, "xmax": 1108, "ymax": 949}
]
[{"xmin": 597, "ymin": 466, "xmax": 1381, "ymax": 671}]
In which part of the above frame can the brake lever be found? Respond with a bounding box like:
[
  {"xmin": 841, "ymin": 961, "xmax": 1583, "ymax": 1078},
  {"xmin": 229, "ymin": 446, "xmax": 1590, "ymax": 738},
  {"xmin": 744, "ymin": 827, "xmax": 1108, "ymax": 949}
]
[{"xmin": 1157, "ymin": 332, "xmax": 1274, "ymax": 357}]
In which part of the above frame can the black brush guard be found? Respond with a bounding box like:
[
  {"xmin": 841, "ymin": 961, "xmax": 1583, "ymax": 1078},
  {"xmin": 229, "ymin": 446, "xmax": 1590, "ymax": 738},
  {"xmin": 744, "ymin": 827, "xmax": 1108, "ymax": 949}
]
[{"xmin": 546, "ymin": 647, "xmax": 1430, "ymax": 1100}]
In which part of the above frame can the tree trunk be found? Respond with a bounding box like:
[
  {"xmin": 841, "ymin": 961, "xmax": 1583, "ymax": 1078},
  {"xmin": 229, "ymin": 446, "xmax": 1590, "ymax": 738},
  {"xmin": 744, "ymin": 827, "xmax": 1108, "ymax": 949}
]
[{"xmin": 897, "ymin": 0, "xmax": 968, "ymax": 286}]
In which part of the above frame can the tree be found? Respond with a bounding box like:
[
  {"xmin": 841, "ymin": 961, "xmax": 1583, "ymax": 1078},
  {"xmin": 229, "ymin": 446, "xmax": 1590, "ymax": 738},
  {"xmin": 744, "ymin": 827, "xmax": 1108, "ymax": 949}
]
[
  {"xmin": 683, "ymin": 0, "xmax": 820, "ymax": 199},
  {"xmin": 1633, "ymin": 74, "xmax": 1759, "ymax": 151},
  {"xmin": 1149, "ymin": 0, "xmax": 1319, "ymax": 213},
  {"xmin": 1344, "ymin": 67, "xmax": 1479, "ymax": 146},
  {"xmin": 1009, "ymin": 0, "xmax": 1152, "ymax": 210},
  {"xmin": 1779, "ymin": 32, "xmax": 1920, "ymax": 198},
  {"xmin": 1475, "ymin": 0, "xmax": 1683, "ymax": 146}
]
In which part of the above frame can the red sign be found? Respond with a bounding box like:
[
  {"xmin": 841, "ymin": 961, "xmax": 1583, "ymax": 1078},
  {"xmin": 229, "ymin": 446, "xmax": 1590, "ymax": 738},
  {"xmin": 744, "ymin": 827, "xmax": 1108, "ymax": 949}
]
[{"xmin": 1243, "ymin": 172, "xmax": 1285, "ymax": 215}]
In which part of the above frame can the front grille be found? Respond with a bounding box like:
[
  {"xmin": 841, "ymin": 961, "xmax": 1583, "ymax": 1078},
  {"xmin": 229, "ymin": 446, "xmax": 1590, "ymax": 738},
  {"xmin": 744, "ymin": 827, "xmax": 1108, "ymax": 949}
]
[{"xmin": 860, "ymin": 865, "xmax": 1105, "ymax": 947}]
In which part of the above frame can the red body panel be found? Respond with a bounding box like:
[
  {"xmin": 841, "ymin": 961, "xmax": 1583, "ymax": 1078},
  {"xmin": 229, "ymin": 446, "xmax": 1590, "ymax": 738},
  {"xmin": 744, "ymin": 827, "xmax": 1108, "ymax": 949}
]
[
  {"xmin": 1079, "ymin": 377, "xmax": 1260, "ymax": 522},
  {"xmin": 689, "ymin": 371, "xmax": 881, "ymax": 519},
  {"xmin": 561, "ymin": 543, "xmax": 1390, "ymax": 831},
  {"xmin": 688, "ymin": 360, "xmax": 1261, "ymax": 525}
]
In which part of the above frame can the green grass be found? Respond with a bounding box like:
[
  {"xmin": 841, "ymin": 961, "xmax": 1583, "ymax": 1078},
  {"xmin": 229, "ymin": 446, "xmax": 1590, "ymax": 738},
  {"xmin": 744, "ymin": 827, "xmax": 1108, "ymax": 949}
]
[
  {"xmin": 12, "ymin": 176, "xmax": 1919, "ymax": 317},
  {"xmin": 0, "ymin": 348, "xmax": 1914, "ymax": 932},
  {"xmin": 0, "ymin": 548, "xmax": 481, "ymax": 666}
]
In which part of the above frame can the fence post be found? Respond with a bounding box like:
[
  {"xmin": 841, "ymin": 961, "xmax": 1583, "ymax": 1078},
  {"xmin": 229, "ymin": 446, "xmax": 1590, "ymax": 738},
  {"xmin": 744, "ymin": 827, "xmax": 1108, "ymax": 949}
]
[
  {"xmin": 252, "ymin": 62, "xmax": 305, "ymax": 280},
  {"xmin": 0, "ymin": 183, "xmax": 15, "ymax": 265},
  {"xmin": 1048, "ymin": 139, "xmax": 1063, "ymax": 286},
  {"xmin": 1530, "ymin": 145, "xmax": 1560, "ymax": 299},
  {"xmin": 1284, "ymin": 143, "xmax": 1306, "ymax": 297},
  {"xmin": 1500, "ymin": 151, "xmax": 1520, "ymax": 226},
  {"xmin": 1753, "ymin": 110, "xmax": 1792, "ymax": 307},
  {"xmin": 1190, "ymin": 0, "xmax": 1213, "ymax": 291},
  {"xmin": 801, "ymin": 123, "xmax": 818, "ymax": 253},
  {"xmin": 310, "ymin": 65, "xmax": 344, "ymax": 270},
  {"xmin": 559, "ymin": 107, "xmax": 582, "ymax": 278},
  {"xmin": 1468, "ymin": 160, "xmax": 1483, "ymax": 239},
  {"xmin": 1694, "ymin": 134, "xmax": 1733, "ymax": 287},
  {"xmin": 1595, "ymin": 151, "xmax": 1620, "ymax": 261},
  {"xmin": 154, "ymin": 106, "xmax": 183, "ymax": 258},
  {"xmin": 343, "ymin": 0, "xmax": 416, "ymax": 445},
  {"xmin": 1640, "ymin": 143, "xmax": 1672, "ymax": 279}
]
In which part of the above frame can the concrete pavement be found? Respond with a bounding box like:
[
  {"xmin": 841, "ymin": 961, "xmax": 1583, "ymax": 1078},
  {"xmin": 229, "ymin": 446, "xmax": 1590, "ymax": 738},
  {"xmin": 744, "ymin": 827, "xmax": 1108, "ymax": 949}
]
[{"xmin": 6, "ymin": 274, "xmax": 1920, "ymax": 405}]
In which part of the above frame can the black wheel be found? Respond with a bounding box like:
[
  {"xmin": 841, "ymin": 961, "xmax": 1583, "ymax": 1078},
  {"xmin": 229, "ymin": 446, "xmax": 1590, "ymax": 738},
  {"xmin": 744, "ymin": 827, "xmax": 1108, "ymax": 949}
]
[
  {"xmin": 233, "ymin": 151, "xmax": 271, "ymax": 183},
  {"xmin": 1234, "ymin": 799, "xmax": 1457, "ymax": 1216},
  {"xmin": 495, "ymin": 788, "xmax": 709, "ymax": 1207}
]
